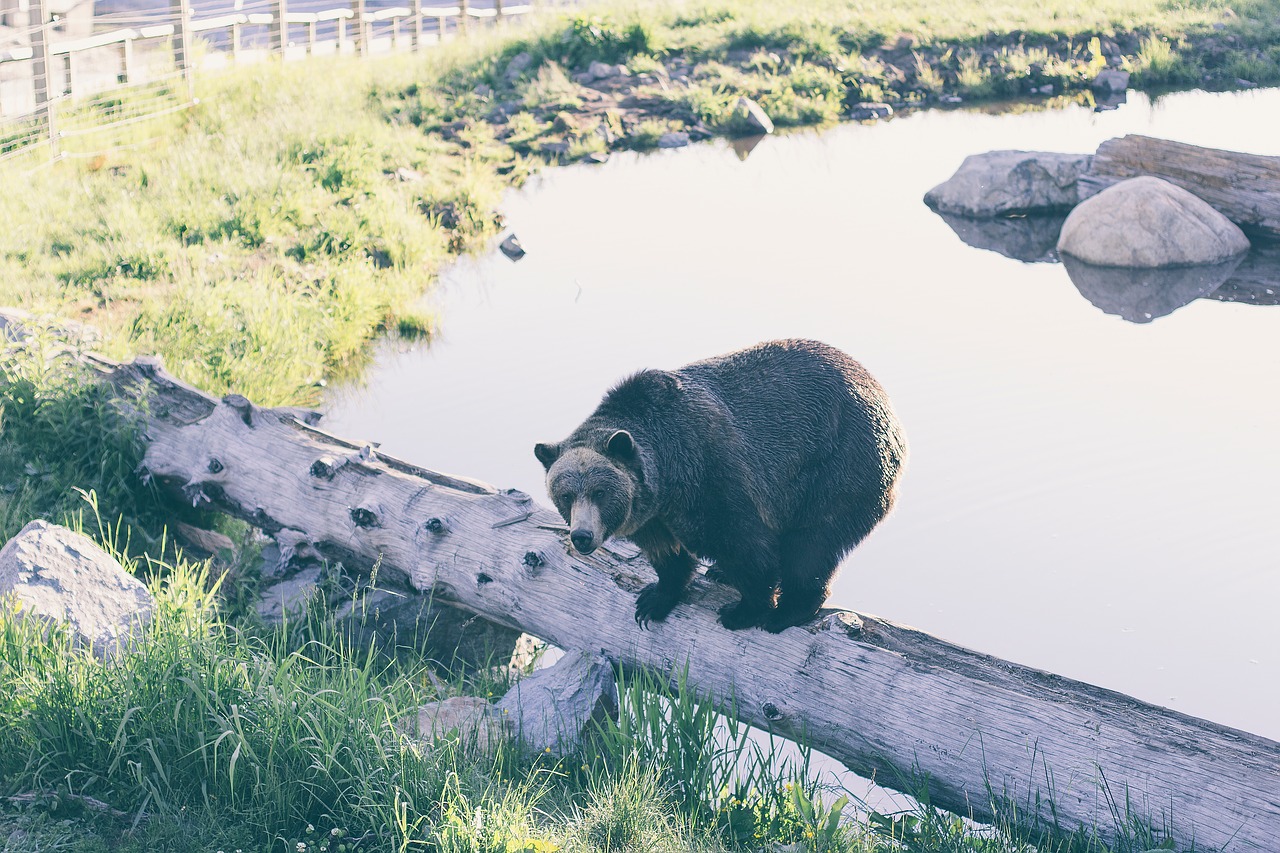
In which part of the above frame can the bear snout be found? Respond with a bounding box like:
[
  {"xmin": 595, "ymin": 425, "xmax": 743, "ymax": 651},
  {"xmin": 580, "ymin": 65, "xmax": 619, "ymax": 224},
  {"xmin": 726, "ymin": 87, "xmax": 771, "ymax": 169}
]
[{"xmin": 570, "ymin": 529, "xmax": 597, "ymax": 554}]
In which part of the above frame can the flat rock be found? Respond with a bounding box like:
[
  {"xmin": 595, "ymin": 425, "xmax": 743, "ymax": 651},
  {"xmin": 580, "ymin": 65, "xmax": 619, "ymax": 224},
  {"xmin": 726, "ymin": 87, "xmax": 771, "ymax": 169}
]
[
  {"xmin": 0, "ymin": 520, "xmax": 153, "ymax": 660},
  {"xmin": 496, "ymin": 650, "xmax": 617, "ymax": 755},
  {"xmin": 924, "ymin": 151, "xmax": 1093, "ymax": 217},
  {"xmin": 849, "ymin": 102, "xmax": 892, "ymax": 121},
  {"xmin": 734, "ymin": 96, "xmax": 774, "ymax": 135},
  {"xmin": 397, "ymin": 696, "xmax": 509, "ymax": 752},
  {"xmin": 504, "ymin": 51, "xmax": 532, "ymax": 83},
  {"xmin": 499, "ymin": 233, "xmax": 526, "ymax": 261},
  {"xmin": 657, "ymin": 131, "xmax": 690, "ymax": 149},
  {"xmin": 256, "ymin": 566, "xmax": 321, "ymax": 623},
  {"xmin": 1092, "ymin": 69, "xmax": 1130, "ymax": 92},
  {"xmin": 1057, "ymin": 176, "xmax": 1251, "ymax": 267}
]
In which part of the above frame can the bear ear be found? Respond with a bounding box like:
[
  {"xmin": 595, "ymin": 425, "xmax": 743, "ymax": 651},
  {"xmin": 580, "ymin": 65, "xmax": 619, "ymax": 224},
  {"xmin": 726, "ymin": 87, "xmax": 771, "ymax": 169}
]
[
  {"xmin": 534, "ymin": 442, "xmax": 562, "ymax": 469},
  {"xmin": 605, "ymin": 429, "xmax": 637, "ymax": 460}
]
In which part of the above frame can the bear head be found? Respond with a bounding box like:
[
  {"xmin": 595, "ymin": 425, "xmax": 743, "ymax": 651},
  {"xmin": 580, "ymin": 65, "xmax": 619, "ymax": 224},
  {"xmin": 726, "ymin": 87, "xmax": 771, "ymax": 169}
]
[{"xmin": 534, "ymin": 429, "xmax": 644, "ymax": 555}]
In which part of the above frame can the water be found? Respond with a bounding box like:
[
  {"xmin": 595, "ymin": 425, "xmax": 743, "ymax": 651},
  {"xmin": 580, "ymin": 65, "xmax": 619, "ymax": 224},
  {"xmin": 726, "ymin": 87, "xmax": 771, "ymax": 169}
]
[{"xmin": 326, "ymin": 88, "xmax": 1280, "ymax": 742}]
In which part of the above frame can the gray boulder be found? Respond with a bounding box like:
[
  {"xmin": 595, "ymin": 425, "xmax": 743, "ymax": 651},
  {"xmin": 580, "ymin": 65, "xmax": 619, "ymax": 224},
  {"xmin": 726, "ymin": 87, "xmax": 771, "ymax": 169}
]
[
  {"xmin": 496, "ymin": 650, "xmax": 617, "ymax": 755},
  {"xmin": 0, "ymin": 520, "xmax": 153, "ymax": 660},
  {"xmin": 256, "ymin": 566, "xmax": 322, "ymax": 623},
  {"xmin": 1092, "ymin": 69, "xmax": 1130, "ymax": 93},
  {"xmin": 504, "ymin": 52, "xmax": 533, "ymax": 83},
  {"xmin": 849, "ymin": 102, "xmax": 892, "ymax": 120},
  {"xmin": 397, "ymin": 696, "xmax": 509, "ymax": 752},
  {"xmin": 924, "ymin": 151, "xmax": 1093, "ymax": 217},
  {"xmin": 1057, "ymin": 176, "xmax": 1250, "ymax": 267},
  {"xmin": 657, "ymin": 131, "xmax": 690, "ymax": 149}
]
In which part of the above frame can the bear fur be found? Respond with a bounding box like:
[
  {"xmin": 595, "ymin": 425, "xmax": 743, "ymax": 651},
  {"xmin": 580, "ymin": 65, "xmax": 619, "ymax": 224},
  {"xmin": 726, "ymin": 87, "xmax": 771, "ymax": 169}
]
[{"xmin": 534, "ymin": 339, "xmax": 907, "ymax": 633}]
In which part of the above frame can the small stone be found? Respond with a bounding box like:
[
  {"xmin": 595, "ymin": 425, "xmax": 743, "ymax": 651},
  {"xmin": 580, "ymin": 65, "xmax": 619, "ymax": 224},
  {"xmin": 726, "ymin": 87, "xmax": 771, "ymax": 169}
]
[
  {"xmin": 657, "ymin": 131, "xmax": 690, "ymax": 148},
  {"xmin": 1091, "ymin": 69, "xmax": 1130, "ymax": 93},
  {"xmin": 941, "ymin": 94, "xmax": 963, "ymax": 104},
  {"xmin": 551, "ymin": 111, "xmax": 577, "ymax": 133},
  {"xmin": 571, "ymin": 71, "xmax": 595, "ymax": 85},
  {"xmin": 585, "ymin": 151, "xmax": 609, "ymax": 164},
  {"xmin": 1035, "ymin": 84, "xmax": 1055, "ymax": 95},
  {"xmin": 393, "ymin": 166, "xmax": 424, "ymax": 183},
  {"xmin": 734, "ymin": 96, "xmax": 774, "ymax": 134},
  {"xmin": 473, "ymin": 83, "xmax": 492, "ymax": 97},
  {"xmin": 849, "ymin": 102, "xmax": 893, "ymax": 121},
  {"xmin": 539, "ymin": 140, "xmax": 570, "ymax": 155},
  {"xmin": 398, "ymin": 696, "xmax": 508, "ymax": 752},
  {"xmin": 504, "ymin": 51, "xmax": 532, "ymax": 83},
  {"xmin": 499, "ymin": 233, "xmax": 526, "ymax": 261},
  {"xmin": 1235, "ymin": 78, "xmax": 1258, "ymax": 89},
  {"xmin": 0, "ymin": 520, "xmax": 154, "ymax": 661},
  {"xmin": 256, "ymin": 567, "xmax": 322, "ymax": 623},
  {"xmin": 587, "ymin": 60, "xmax": 617, "ymax": 81}
]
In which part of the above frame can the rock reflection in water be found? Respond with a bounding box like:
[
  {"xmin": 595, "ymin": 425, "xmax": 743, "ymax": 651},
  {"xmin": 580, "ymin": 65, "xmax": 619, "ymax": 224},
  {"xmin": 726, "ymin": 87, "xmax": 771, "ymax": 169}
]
[
  {"xmin": 729, "ymin": 134, "xmax": 767, "ymax": 161},
  {"xmin": 933, "ymin": 204, "xmax": 1280, "ymax": 320},
  {"xmin": 1204, "ymin": 240, "xmax": 1280, "ymax": 306},
  {"xmin": 937, "ymin": 212, "xmax": 1066, "ymax": 263},
  {"xmin": 1060, "ymin": 253, "xmax": 1244, "ymax": 322}
]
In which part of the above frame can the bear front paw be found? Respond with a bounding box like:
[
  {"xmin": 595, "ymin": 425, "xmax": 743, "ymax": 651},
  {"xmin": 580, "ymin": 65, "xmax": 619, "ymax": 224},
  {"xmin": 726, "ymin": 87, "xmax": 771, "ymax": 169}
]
[
  {"xmin": 718, "ymin": 600, "xmax": 767, "ymax": 631},
  {"xmin": 634, "ymin": 583, "xmax": 679, "ymax": 629}
]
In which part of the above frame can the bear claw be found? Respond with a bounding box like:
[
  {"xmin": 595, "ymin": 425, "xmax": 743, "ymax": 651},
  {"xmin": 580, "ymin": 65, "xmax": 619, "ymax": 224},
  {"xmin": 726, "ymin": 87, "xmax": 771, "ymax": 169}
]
[
  {"xmin": 634, "ymin": 583, "xmax": 678, "ymax": 629},
  {"xmin": 718, "ymin": 601, "xmax": 767, "ymax": 631}
]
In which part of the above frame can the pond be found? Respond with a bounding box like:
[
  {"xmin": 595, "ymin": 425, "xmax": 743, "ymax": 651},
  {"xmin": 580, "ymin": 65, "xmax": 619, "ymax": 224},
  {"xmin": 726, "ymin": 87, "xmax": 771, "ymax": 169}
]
[{"xmin": 326, "ymin": 87, "xmax": 1280, "ymax": 743}]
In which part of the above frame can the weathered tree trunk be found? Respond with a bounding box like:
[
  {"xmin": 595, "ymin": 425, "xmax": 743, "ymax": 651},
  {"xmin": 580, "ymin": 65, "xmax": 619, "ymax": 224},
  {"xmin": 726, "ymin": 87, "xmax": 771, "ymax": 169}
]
[
  {"xmin": 1079, "ymin": 134, "xmax": 1280, "ymax": 237},
  {"xmin": 77, "ymin": 353, "xmax": 1280, "ymax": 851}
]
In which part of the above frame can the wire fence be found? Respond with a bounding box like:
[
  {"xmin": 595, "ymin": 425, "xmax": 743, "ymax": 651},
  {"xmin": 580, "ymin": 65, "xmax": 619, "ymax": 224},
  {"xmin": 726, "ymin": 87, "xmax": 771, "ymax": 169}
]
[{"xmin": 0, "ymin": 0, "xmax": 550, "ymax": 166}]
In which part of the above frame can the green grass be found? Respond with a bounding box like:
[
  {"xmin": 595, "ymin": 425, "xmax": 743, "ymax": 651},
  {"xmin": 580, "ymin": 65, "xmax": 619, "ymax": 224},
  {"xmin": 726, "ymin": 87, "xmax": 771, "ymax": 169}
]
[{"xmin": 0, "ymin": 517, "xmax": 1194, "ymax": 852}]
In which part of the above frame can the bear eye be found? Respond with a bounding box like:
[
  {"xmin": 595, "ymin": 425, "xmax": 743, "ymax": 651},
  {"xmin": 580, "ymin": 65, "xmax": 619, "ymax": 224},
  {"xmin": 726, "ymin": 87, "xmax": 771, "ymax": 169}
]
[{"xmin": 590, "ymin": 489, "xmax": 604, "ymax": 502}]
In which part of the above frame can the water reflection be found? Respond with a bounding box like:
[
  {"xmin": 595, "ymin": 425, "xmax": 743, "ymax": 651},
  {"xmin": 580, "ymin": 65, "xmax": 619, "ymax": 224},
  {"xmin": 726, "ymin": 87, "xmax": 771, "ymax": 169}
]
[
  {"xmin": 1061, "ymin": 254, "xmax": 1244, "ymax": 322},
  {"xmin": 936, "ymin": 212, "xmax": 1066, "ymax": 263},
  {"xmin": 934, "ymin": 208, "xmax": 1280, "ymax": 321}
]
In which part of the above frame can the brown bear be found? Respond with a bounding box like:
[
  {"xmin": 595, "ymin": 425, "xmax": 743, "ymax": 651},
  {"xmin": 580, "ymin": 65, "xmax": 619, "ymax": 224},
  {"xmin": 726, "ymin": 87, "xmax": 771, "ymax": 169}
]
[{"xmin": 534, "ymin": 339, "xmax": 907, "ymax": 632}]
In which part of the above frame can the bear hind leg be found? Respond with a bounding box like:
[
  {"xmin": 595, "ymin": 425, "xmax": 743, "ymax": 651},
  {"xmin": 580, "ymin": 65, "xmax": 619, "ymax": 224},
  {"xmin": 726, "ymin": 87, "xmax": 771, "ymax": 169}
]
[{"xmin": 764, "ymin": 526, "xmax": 858, "ymax": 633}]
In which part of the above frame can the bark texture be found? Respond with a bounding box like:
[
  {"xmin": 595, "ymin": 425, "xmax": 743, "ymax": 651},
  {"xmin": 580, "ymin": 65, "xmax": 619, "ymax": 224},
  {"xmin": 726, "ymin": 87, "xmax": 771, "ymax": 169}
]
[
  {"xmin": 1079, "ymin": 134, "xmax": 1280, "ymax": 237},
  {"xmin": 80, "ymin": 354, "xmax": 1280, "ymax": 851}
]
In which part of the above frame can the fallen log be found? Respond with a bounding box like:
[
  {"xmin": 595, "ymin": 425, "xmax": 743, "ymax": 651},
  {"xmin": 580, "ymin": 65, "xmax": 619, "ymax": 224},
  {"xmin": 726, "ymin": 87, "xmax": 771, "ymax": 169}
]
[
  {"xmin": 1078, "ymin": 135, "xmax": 1280, "ymax": 237},
  {"xmin": 61, "ymin": 351, "xmax": 1280, "ymax": 851}
]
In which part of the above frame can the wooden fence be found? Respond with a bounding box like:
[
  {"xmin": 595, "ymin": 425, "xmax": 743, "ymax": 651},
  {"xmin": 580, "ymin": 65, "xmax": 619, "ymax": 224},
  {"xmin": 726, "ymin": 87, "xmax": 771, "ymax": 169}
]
[{"xmin": 0, "ymin": 0, "xmax": 543, "ymax": 162}]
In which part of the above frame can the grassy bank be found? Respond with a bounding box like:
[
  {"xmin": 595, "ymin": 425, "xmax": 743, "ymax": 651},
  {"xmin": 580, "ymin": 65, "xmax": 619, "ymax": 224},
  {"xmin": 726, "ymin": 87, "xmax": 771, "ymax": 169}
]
[{"xmin": 0, "ymin": 518, "xmax": 1187, "ymax": 853}]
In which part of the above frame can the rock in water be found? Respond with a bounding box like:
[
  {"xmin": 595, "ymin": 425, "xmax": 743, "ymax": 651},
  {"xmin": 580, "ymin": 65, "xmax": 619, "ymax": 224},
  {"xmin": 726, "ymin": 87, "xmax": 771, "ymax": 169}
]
[
  {"xmin": 496, "ymin": 650, "xmax": 617, "ymax": 755},
  {"xmin": 0, "ymin": 520, "xmax": 154, "ymax": 660},
  {"xmin": 848, "ymin": 102, "xmax": 892, "ymax": 121},
  {"xmin": 924, "ymin": 151, "xmax": 1093, "ymax": 217},
  {"xmin": 1091, "ymin": 69, "xmax": 1130, "ymax": 93},
  {"xmin": 735, "ymin": 97, "xmax": 774, "ymax": 135},
  {"xmin": 499, "ymin": 233, "xmax": 526, "ymax": 261},
  {"xmin": 1057, "ymin": 176, "xmax": 1250, "ymax": 267},
  {"xmin": 657, "ymin": 131, "xmax": 690, "ymax": 149}
]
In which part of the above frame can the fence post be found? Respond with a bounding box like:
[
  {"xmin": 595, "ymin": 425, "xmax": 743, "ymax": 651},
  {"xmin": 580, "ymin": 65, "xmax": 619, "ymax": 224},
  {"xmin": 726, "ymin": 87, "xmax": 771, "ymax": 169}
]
[
  {"xmin": 494, "ymin": 0, "xmax": 502, "ymax": 22},
  {"xmin": 120, "ymin": 35, "xmax": 133, "ymax": 82},
  {"xmin": 29, "ymin": 0, "xmax": 57, "ymax": 156},
  {"xmin": 169, "ymin": 0, "xmax": 193, "ymax": 97},
  {"xmin": 269, "ymin": 0, "xmax": 287, "ymax": 55},
  {"xmin": 458, "ymin": 0, "xmax": 468, "ymax": 36},
  {"xmin": 354, "ymin": 0, "xmax": 366, "ymax": 56},
  {"xmin": 411, "ymin": 0, "xmax": 421, "ymax": 50}
]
